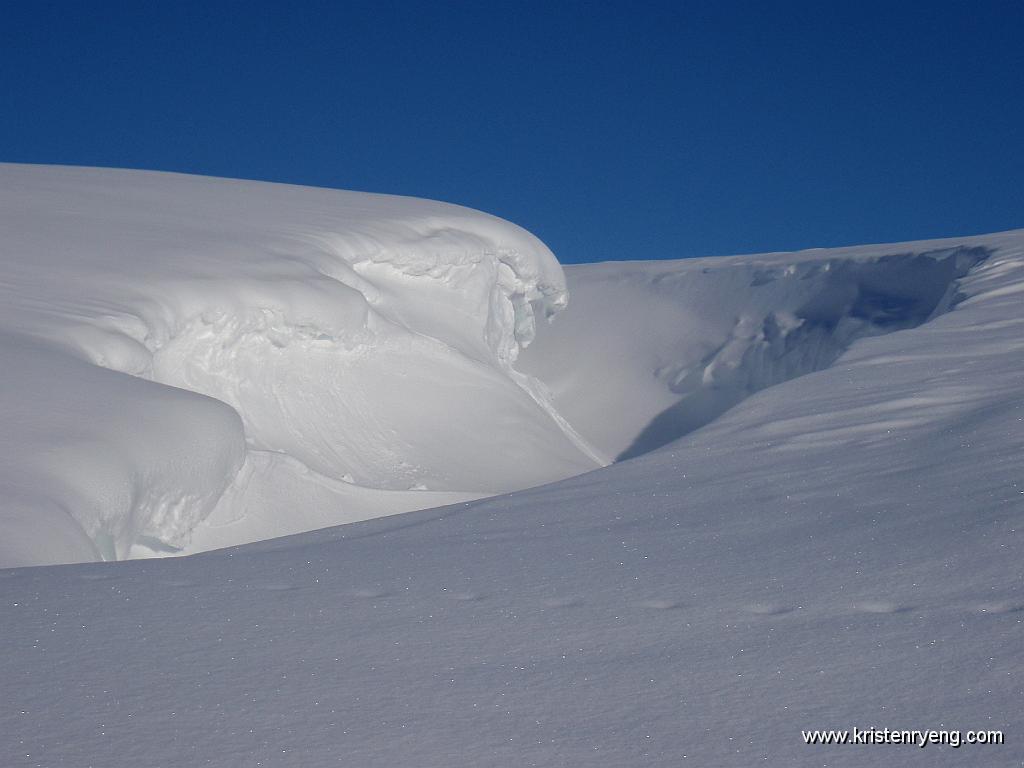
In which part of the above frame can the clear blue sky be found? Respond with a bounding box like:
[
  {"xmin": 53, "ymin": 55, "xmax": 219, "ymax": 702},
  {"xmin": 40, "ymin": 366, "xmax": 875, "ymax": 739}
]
[{"xmin": 2, "ymin": 1, "xmax": 1021, "ymax": 263}]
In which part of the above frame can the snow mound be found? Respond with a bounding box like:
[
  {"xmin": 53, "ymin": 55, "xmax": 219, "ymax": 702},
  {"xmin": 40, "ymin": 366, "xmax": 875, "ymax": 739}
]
[{"xmin": 0, "ymin": 164, "xmax": 600, "ymax": 566}]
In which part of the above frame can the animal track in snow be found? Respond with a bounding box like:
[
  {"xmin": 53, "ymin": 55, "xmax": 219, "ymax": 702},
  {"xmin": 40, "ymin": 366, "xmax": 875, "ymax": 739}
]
[
  {"xmin": 975, "ymin": 601, "xmax": 1023, "ymax": 615},
  {"xmin": 744, "ymin": 603, "xmax": 794, "ymax": 616},
  {"xmin": 350, "ymin": 587, "xmax": 392, "ymax": 599},
  {"xmin": 446, "ymin": 590, "xmax": 485, "ymax": 602},
  {"xmin": 252, "ymin": 582, "xmax": 298, "ymax": 592},
  {"xmin": 637, "ymin": 598, "xmax": 682, "ymax": 610},
  {"xmin": 853, "ymin": 601, "xmax": 913, "ymax": 614}
]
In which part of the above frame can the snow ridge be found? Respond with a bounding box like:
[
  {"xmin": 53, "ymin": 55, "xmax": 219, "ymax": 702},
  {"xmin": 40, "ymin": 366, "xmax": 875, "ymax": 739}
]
[
  {"xmin": 0, "ymin": 164, "xmax": 599, "ymax": 566},
  {"xmin": 520, "ymin": 243, "xmax": 990, "ymax": 460}
]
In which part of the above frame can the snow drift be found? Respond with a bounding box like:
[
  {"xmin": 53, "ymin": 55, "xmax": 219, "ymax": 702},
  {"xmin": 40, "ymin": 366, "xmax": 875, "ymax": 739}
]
[
  {"xmin": 2, "ymin": 227, "xmax": 1023, "ymax": 766},
  {"xmin": 0, "ymin": 164, "xmax": 1010, "ymax": 568},
  {"xmin": 1, "ymin": 164, "xmax": 1022, "ymax": 765},
  {"xmin": 0, "ymin": 164, "xmax": 601, "ymax": 567},
  {"xmin": 520, "ymin": 244, "xmax": 989, "ymax": 460}
]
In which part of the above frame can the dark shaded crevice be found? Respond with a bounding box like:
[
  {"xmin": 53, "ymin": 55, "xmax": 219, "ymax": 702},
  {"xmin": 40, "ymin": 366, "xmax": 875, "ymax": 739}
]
[{"xmin": 616, "ymin": 245, "xmax": 991, "ymax": 462}]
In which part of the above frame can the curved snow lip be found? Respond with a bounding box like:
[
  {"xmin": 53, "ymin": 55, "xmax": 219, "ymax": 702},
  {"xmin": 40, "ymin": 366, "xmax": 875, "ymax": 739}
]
[
  {"xmin": 619, "ymin": 246, "xmax": 991, "ymax": 460},
  {"xmin": 0, "ymin": 164, "xmax": 599, "ymax": 566},
  {"xmin": 520, "ymin": 243, "xmax": 992, "ymax": 463}
]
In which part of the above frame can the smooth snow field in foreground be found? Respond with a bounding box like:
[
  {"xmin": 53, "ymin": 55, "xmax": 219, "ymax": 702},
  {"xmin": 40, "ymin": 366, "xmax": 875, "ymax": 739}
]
[{"xmin": 1, "ymin": 165, "xmax": 1022, "ymax": 766}]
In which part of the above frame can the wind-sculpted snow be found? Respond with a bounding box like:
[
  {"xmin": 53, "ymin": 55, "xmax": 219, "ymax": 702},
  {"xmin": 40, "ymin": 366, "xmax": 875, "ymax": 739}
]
[
  {"xmin": 2, "ymin": 229, "xmax": 1024, "ymax": 766},
  {"xmin": 0, "ymin": 163, "xmax": 1009, "ymax": 568},
  {"xmin": 2, "ymin": 173, "xmax": 1023, "ymax": 765},
  {"xmin": 0, "ymin": 164, "xmax": 599, "ymax": 566},
  {"xmin": 520, "ymin": 242, "xmax": 989, "ymax": 460}
]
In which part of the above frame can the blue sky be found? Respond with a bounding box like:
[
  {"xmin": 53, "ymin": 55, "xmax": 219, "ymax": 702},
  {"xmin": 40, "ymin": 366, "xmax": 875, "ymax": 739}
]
[{"xmin": 2, "ymin": 1, "xmax": 1021, "ymax": 263}]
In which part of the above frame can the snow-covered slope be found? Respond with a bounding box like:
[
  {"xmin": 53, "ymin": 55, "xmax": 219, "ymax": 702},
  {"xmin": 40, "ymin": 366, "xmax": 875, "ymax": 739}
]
[
  {"xmin": 0, "ymin": 164, "xmax": 601, "ymax": 567},
  {"xmin": 2, "ymin": 226, "xmax": 1023, "ymax": 766},
  {"xmin": 519, "ymin": 242, "xmax": 989, "ymax": 460},
  {"xmin": 2, "ymin": 166, "xmax": 1022, "ymax": 765}
]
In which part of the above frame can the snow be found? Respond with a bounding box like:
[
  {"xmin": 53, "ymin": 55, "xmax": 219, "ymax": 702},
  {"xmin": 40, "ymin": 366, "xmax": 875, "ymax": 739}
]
[
  {"xmin": 519, "ymin": 242, "xmax": 988, "ymax": 460},
  {"xmin": 0, "ymin": 163, "xmax": 600, "ymax": 566},
  {"xmin": 1, "ymin": 165, "xmax": 1023, "ymax": 766}
]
